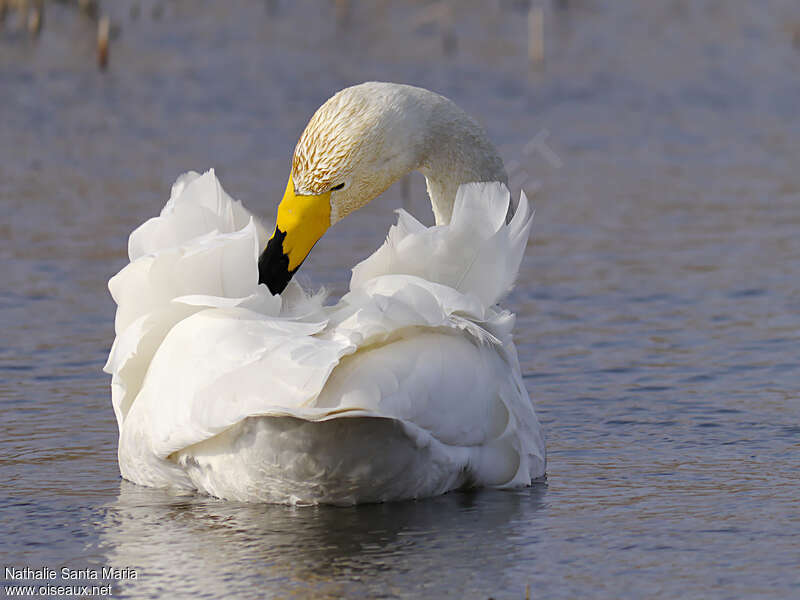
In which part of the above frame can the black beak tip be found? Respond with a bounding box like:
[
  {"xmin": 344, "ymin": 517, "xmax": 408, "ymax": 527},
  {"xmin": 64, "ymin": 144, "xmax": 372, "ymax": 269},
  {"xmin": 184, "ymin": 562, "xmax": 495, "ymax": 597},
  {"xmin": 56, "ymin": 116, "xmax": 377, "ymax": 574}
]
[{"xmin": 258, "ymin": 229, "xmax": 296, "ymax": 295}]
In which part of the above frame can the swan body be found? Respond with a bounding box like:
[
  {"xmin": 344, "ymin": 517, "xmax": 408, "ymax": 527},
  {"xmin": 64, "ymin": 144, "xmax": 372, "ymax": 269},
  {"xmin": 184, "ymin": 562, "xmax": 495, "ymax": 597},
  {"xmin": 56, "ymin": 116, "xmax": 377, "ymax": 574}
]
[{"xmin": 105, "ymin": 83, "xmax": 546, "ymax": 504}]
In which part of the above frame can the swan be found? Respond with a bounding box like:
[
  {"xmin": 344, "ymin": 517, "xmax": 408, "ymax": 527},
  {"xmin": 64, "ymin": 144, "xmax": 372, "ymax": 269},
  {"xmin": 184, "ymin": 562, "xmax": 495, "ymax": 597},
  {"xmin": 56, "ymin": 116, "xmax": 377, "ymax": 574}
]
[{"xmin": 105, "ymin": 82, "xmax": 546, "ymax": 505}]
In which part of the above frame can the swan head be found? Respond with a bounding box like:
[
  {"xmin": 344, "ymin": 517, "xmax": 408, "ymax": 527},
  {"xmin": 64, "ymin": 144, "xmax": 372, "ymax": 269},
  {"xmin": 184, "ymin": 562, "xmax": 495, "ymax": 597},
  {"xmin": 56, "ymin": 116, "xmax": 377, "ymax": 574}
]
[
  {"xmin": 258, "ymin": 81, "xmax": 506, "ymax": 295},
  {"xmin": 259, "ymin": 83, "xmax": 426, "ymax": 294}
]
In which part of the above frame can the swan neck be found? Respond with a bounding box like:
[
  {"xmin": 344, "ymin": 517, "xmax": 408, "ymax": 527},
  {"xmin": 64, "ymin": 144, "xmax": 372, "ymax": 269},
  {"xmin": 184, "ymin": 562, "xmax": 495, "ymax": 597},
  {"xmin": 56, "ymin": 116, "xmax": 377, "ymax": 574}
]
[{"xmin": 415, "ymin": 99, "xmax": 507, "ymax": 225}]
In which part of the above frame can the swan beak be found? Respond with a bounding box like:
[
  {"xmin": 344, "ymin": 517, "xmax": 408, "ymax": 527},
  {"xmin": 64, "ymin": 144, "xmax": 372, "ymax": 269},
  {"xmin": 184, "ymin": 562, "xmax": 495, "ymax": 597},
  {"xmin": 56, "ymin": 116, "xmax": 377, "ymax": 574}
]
[{"xmin": 258, "ymin": 176, "xmax": 331, "ymax": 295}]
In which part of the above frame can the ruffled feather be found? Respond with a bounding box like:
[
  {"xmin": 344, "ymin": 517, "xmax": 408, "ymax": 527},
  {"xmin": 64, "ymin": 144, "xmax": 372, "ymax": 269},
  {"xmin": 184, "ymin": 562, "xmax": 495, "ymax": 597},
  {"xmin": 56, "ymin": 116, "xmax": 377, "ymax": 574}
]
[{"xmin": 106, "ymin": 170, "xmax": 545, "ymax": 504}]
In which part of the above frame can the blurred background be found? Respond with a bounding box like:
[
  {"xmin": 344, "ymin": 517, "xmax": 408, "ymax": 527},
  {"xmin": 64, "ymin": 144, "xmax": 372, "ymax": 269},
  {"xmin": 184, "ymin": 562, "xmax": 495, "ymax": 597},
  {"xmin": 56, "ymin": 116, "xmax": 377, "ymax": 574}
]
[{"xmin": 2, "ymin": 1, "xmax": 800, "ymax": 599}]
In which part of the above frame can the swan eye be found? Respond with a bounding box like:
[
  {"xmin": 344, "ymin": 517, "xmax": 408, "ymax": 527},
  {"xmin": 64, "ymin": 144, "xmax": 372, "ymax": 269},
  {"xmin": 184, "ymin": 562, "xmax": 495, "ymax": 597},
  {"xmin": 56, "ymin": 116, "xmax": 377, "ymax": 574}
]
[{"xmin": 330, "ymin": 182, "xmax": 345, "ymax": 191}]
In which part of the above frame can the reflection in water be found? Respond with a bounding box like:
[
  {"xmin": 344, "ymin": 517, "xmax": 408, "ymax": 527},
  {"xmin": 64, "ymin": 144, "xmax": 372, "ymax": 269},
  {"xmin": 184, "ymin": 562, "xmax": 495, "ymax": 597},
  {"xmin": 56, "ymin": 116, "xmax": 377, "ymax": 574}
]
[{"xmin": 97, "ymin": 482, "xmax": 546, "ymax": 598}]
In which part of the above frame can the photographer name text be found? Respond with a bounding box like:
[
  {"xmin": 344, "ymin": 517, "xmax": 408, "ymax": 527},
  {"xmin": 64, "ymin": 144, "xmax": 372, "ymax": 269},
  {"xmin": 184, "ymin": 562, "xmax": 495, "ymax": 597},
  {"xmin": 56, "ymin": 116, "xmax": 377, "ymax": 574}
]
[{"xmin": 5, "ymin": 566, "xmax": 137, "ymax": 580}]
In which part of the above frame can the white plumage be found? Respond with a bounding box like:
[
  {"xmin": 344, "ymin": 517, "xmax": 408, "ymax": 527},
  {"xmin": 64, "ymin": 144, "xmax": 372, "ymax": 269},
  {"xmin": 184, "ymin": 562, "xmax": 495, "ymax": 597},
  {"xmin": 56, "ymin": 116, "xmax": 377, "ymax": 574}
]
[{"xmin": 106, "ymin": 83, "xmax": 546, "ymax": 505}]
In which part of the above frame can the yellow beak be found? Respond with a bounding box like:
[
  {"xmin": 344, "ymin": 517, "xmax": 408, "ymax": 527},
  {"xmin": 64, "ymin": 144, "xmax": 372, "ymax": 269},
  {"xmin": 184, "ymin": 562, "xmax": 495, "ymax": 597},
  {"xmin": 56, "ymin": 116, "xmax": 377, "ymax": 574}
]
[{"xmin": 258, "ymin": 176, "xmax": 331, "ymax": 294}]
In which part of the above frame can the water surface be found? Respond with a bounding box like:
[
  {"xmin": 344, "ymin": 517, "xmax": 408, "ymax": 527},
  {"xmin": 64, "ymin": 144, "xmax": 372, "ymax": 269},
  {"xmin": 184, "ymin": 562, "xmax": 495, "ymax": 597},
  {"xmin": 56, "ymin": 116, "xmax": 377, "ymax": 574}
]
[{"xmin": 2, "ymin": 1, "xmax": 799, "ymax": 598}]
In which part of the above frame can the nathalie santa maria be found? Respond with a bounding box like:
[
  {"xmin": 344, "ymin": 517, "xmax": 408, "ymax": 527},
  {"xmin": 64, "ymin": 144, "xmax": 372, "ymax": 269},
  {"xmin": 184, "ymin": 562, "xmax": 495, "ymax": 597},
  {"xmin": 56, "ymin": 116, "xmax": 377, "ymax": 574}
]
[{"xmin": 5, "ymin": 566, "xmax": 138, "ymax": 580}]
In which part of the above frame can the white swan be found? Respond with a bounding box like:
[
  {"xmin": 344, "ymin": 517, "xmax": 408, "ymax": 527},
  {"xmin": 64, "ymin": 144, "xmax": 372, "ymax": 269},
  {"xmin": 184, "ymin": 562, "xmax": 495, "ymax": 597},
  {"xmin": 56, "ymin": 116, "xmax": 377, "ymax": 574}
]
[{"xmin": 105, "ymin": 82, "xmax": 546, "ymax": 505}]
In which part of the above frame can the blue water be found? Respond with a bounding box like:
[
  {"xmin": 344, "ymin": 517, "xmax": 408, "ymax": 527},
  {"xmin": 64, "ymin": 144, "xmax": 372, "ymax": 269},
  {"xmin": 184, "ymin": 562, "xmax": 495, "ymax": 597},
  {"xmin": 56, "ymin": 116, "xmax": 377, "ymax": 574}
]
[{"xmin": 2, "ymin": 1, "xmax": 799, "ymax": 598}]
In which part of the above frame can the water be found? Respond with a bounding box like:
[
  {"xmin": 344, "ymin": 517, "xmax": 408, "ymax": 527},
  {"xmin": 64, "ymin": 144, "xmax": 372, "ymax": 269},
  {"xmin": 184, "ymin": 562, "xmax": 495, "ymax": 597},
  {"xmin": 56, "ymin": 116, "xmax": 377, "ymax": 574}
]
[{"xmin": 2, "ymin": 1, "xmax": 799, "ymax": 598}]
